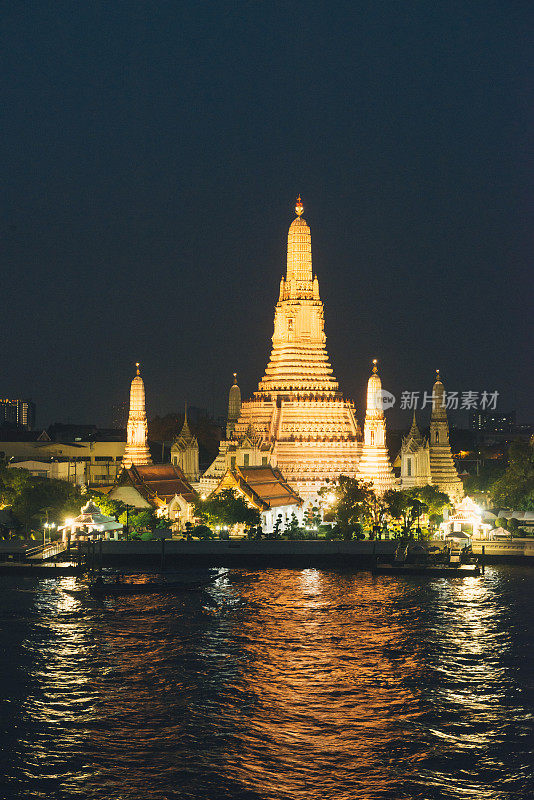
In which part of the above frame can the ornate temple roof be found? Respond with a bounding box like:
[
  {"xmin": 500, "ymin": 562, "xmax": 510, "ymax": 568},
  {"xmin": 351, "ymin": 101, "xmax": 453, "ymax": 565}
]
[
  {"xmin": 215, "ymin": 465, "xmax": 302, "ymax": 510},
  {"xmin": 118, "ymin": 464, "xmax": 196, "ymax": 506},
  {"xmin": 172, "ymin": 406, "xmax": 197, "ymax": 450},
  {"xmin": 405, "ymin": 411, "xmax": 424, "ymax": 445}
]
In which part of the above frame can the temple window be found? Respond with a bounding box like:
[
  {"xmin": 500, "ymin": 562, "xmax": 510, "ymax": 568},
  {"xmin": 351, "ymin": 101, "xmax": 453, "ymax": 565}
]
[
  {"xmin": 407, "ymin": 458, "xmax": 412, "ymax": 477},
  {"xmin": 435, "ymin": 431, "xmax": 439, "ymax": 443},
  {"xmin": 243, "ymin": 454, "xmax": 250, "ymax": 466},
  {"xmin": 370, "ymin": 430, "xmax": 375, "ymax": 445},
  {"xmin": 230, "ymin": 456, "xmax": 236, "ymax": 469}
]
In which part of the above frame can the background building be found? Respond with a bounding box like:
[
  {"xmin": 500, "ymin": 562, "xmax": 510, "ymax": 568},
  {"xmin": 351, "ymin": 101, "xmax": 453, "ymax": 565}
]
[
  {"xmin": 0, "ymin": 398, "xmax": 35, "ymax": 430},
  {"xmin": 0, "ymin": 426, "xmax": 126, "ymax": 486},
  {"xmin": 469, "ymin": 410, "xmax": 517, "ymax": 444}
]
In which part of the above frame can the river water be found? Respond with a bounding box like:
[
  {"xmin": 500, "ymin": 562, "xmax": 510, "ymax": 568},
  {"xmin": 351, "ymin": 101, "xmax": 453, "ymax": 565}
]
[{"xmin": 0, "ymin": 566, "xmax": 533, "ymax": 800}]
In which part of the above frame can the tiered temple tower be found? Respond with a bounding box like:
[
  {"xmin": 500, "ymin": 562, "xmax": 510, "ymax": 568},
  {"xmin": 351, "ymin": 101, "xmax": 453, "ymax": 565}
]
[
  {"xmin": 213, "ymin": 198, "xmax": 361, "ymax": 500},
  {"xmin": 122, "ymin": 363, "xmax": 152, "ymax": 468},
  {"xmin": 429, "ymin": 370, "xmax": 464, "ymax": 502},
  {"xmin": 357, "ymin": 360, "xmax": 395, "ymax": 493},
  {"xmin": 226, "ymin": 373, "xmax": 242, "ymax": 438},
  {"xmin": 171, "ymin": 405, "xmax": 200, "ymax": 482}
]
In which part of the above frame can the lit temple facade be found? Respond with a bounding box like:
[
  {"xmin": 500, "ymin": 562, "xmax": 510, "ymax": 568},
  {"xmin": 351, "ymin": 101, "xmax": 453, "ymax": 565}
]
[
  {"xmin": 122, "ymin": 363, "xmax": 152, "ymax": 468},
  {"xmin": 202, "ymin": 199, "xmax": 361, "ymax": 501},
  {"xmin": 171, "ymin": 407, "xmax": 200, "ymax": 483},
  {"xmin": 357, "ymin": 360, "xmax": 395, "ymax": 494},
  {"xmin": 428, "ymin": 370, "xmax": 464, "ymax": 502},
  {"xmin": 226, "ymin": 373, "xmax": 241, "ymax": 438},
  {"xmin": 399, "ymin": 412, "xmax": 431, "ymax": 490},
  {"xmin": 400, "ymin": 370, "xmax": 463, "ymax": 502}
]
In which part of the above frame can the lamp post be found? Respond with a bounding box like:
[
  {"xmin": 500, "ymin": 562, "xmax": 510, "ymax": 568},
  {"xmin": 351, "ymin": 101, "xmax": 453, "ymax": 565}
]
[{"xmin": 43, "ymin": 522, "xmax": 56, "ymax": 547}]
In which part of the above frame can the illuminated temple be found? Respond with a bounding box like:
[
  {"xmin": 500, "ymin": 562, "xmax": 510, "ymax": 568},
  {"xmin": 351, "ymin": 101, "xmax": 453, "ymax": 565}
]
[
  {"xmin": 202, "ymin": 198, "xmax": 361, "ymax": 500},
  {"xmin": 357, "ymin": 360, "xmax": 395, "ymax": 494},
  {"xmin": 122, "ymin": 363, "xmax": 152, "ymax": 468}
]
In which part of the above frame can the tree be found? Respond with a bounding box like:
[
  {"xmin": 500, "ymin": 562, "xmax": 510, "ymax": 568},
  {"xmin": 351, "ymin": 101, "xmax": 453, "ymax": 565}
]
[
  {"xmin": 0, "ymin": 465, "xmax": 84, "ymax": 532},
  {"xmin": 413, "ymin": 485, "xmax": 451, "ymax": 517},
  {"xmin": 490, "ymin": 441, "xmax": 534, "ymax": 510},
  {"xmin": 191, "ymin": 524, "xmax": 213, "ymax": 540},
  {"xmin": 320, "ymin": 475, "xmax": 377, "ymax": 537},
  {"xmin": 285, "ymin": 512, "xmax": 302, "ymax": 539},
  {"xmin": 184, "ymin": 521, "xmax": 194, "ymax": 540},
  {"xmin": 193, "ymin": 489, "xmax": 260, "ymax": 529},
  {"xmin": 271, "ymin": 514, "xmax": 283, "ymax": 539},
  {"xmin": 383, "ymin": 489, "xmax": 425, "ymax": 535},
  {"xmin": 87, "ymin": 491, "xmax": 128, "ymax": 519}
]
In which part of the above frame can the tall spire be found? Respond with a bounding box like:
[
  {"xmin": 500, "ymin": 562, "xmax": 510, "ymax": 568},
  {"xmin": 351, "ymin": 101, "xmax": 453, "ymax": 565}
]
[
  {"xmin": 432, "ymin": 367, "xmax": 447, "ymax": 420},
  {"xmin": 408, "ymin": 410, "xmax": 423, "ymax": 443},
  {"xmin": 171, "ymin": 402, "xmax": 199, "ymax": 482},
  {"xmin": 357, "ymin": 359, "xmax": 394, "ymax": 493},
  {"xmin": 429, "ymin": 369, "xmax": 463, "ymax": 502},
  {"xmin": 180, "ymin": 402, "xmax": 193, "ymax": 439},
  {"xmin": 122, "ymin": 362, "xmax": 152, "ymax": 468},
  {"xmin": 226, "ymin": 372, "xmax": 242, "ymax": 438},
  {"xmin": 285, "ymin": 197, "xmax": 313, "ymax": 286},
  {"xmin": 258, "ymin": 200, "xmax": 338, "ymax": 393}
]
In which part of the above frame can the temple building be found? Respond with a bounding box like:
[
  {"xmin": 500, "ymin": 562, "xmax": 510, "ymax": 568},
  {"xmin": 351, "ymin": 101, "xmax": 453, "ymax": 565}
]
[
  {"xmin": 110, "ymin": 463, "xmax": 197, "ymax": 530},
  {"xmin": 226, "ymin": 373, "xmax": 241, "ymax": 438},
  {"xmin": 399, "ymin": 412, "xmax": 431, "ymax": 490},
  {"xmin": 202, "ymin": 198, "xmax": 361, "ymax": 501},
  {"xmin": 122, "ymin": 363, "xmax": 152, "ymax": 468},
  {"xmin": 201, "ymin": 375, "xmax": 273, "ymax": 491},
  {"xmin": 429, "ymin": 370, "xmax": 464, "ymax": 502},
  {"xmin": 171, "ymin": 406, "xmax": 200, "ymax": 482},
  {"xmin": 357, "ymin": 360, "xmax": 395, "ymax": 493},
  {"xmin": 400, "ymin": 370, "xmax": 463, "ymax": 502},
  {"xmin": 213, "ymin": 464, "xmax": 303, "ymax": 535}
]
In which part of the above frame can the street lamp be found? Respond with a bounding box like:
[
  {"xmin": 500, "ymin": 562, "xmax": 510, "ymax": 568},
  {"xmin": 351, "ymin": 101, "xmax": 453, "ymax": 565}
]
[{"xmin": 44, "ymin": 522, "xmax": 56, "ymax": 547}]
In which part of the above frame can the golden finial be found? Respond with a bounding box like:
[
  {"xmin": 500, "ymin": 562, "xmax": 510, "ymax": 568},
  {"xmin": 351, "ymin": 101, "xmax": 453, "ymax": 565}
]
[
  {"xmin": 233, "ymin": 372, "xmax": 237, "ymax": 383},
  {"xmin": 372, "ymin": 358, "xmax": 378, "ymax": 374},
  {"xmin": 295, "ymin": 195, "xmax": 304, "ymax": 216},
  {"xmin": 135, "ymin": 362, "xmax": 140, "ymax": 376},
  {"xmin": 436, "ymin": 368, "xmax": 440, "ymax": 381}
]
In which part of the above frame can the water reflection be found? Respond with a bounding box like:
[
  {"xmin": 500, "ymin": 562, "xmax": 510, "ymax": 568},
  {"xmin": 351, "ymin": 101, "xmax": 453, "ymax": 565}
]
[{"xmin": 0, "ymin": 567, "xmax": 532, "ymax": 799}]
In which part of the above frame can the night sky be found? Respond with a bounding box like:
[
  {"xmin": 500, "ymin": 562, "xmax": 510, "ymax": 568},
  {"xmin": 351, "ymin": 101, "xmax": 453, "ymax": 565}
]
[{"xmin": 2, "ymin": 1, "xmax": 532, "ymax": 430}]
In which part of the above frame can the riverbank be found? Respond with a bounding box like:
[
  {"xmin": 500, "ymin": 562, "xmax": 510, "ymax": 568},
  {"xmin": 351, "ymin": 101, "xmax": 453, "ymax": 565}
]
[
  {"xmin": 77, "ymin": 539, "xmax": 398, "ymax": 569},
  {"xmin": 64, "ymin": 537, "xmax": 534, "ymax": 567}
]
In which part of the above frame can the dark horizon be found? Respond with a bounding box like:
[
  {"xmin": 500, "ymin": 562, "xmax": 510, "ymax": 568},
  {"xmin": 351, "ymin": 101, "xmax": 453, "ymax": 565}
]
[{"xmin": 2, "ymin": 2, "xmax": 532, "ymax": 430}]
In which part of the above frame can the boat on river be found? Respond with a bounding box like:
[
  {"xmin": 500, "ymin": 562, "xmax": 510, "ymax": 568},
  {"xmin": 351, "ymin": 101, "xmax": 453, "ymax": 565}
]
[
  {"xmin": 372, "ymin": 563, "xmax": 481, "ymax": 577},
  {"xmin": 372, "ymin": 542, "xmax": 482, "ymax": 577}
]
